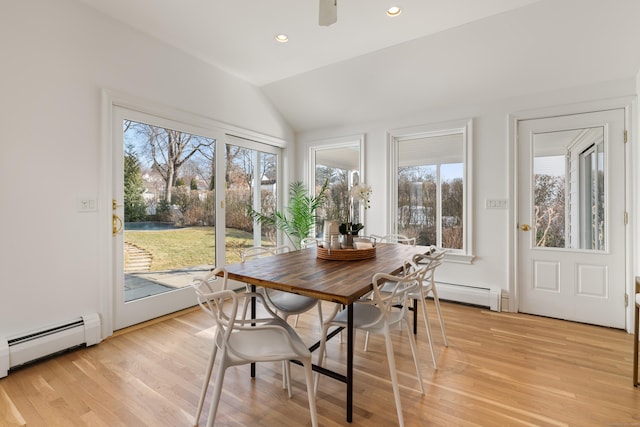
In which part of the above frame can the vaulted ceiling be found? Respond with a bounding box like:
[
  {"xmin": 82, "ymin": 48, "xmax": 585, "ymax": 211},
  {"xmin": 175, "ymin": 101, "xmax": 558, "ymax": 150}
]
[{"xmin": 78, "ymin": 0, "xmax": 640, "ymax": 132}]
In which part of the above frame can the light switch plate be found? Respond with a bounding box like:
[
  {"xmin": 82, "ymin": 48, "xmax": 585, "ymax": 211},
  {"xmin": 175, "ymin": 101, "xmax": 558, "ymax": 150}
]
[
  {"xmin": 78, "ymin": 196, "xmax": 97, "ymax": 212},
  {"xmin": 486, "ymin": 199, "xmax": 508, "ymax": 209}
]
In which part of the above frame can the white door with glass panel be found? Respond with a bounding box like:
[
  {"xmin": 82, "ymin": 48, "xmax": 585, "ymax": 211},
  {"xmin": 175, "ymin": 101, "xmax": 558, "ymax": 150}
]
[
  {"xmin": 112, "ymin": 106, "xmax": 280, "ymax": 330},
  {"xmin": 517, "ymin": 109, "xmax": 626, "ymax": 328}
]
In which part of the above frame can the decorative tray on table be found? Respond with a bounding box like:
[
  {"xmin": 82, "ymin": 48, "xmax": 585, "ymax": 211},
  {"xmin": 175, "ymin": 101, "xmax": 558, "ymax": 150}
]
[
  {"xmin": 316, "ymin": 245, "xmax": 376, "ymax": 261},
  {"xmin": 316, "ymin": 237, "xmax": 377, "ymax": 261}
]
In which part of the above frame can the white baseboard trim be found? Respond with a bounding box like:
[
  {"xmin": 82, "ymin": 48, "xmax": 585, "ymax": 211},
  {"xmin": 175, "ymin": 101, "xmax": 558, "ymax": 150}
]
[{"xmin": 436, "ymin": 282, "xmax": 502, "ymax": 311}]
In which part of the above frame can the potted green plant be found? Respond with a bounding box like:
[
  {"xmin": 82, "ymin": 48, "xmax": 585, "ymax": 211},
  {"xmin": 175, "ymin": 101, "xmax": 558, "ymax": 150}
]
[{"xmin": 248, "ymin": 180, "xmax": 329, "ymax": 250}]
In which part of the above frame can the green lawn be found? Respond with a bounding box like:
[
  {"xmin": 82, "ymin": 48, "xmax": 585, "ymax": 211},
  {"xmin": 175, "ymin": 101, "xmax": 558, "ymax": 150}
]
[{"xmin": 124, "ymin": 226, "xmax": 268, "ymax": 271}]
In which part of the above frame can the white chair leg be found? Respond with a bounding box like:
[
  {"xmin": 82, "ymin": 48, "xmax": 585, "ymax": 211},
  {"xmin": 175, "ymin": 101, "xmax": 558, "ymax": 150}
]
[
  {"xmin": 419, "ymin": 295, "xmax": 438, "ymax": 369},
  {"xmin": 240, "ymin": 285, "xmax": 252, "ymax": 320},
  {"xmin": 291, "ymin": 302, "xmax": 324, "ymax": 330},
  {"xmin": 206, "ymin": 361, "xmax": 228, "ymax": 427},
  {"xmin": 285, "ymin": 361, "xmax": 292, "ymax": 398},
  {"xmin": 281, "ymin": 361, "xmax": 289, "ymax": 390},
  {"xmin": 314, "ymin": 303, "xmax": 340, "ymax": 394},
  {"xmin": 404, "ymin": 319, "xmax": 424, "ymax": 394},
  {"xmin": 313, "ymin": 323, "xmax": 331, "ymax": 395},
  {"xmin": 383, "ymin": 326, "xmax": 405, "ymax": 427},
  {"xmin": 302, "ymin": 358, "xmax": 319, "ymax": 427},
  {"xmin": 280, "ymin": 313, "xmax": 290, "ymax": 390},
  {"xmin": 431, "ymin": 287, "xmax": 448, "ymax": 347},
  {"xmin": 240, "ymin": 298, "xmax": 250, "ymax": 321},
  {"xmin": 195, "ymin": 344, "xmax": 217, "ymax": 425},
  {"xmin": 316, "ymin": 302, "xmax": 323, "ymax": 329},
  {"xmin": 364, "ymin": 331, "xmax": 370, "ymax": 351}
]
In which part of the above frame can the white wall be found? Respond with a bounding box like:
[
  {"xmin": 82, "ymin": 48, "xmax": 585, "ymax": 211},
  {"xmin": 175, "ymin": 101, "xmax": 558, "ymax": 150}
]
[
  {"xmin": 296, "ymin": 77, "xmax": 638, "ymax": 309},
  {"xmin": 0, "ymin": 0, "xmax": 293, "ymax": 338}
]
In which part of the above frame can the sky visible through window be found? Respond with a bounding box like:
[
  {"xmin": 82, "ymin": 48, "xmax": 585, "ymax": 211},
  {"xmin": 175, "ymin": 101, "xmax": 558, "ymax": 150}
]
[
  {"xmin": 441, "ymin": 163, "xmax": 463, "ymax": 181},
  {"xmin": 534, "ymin": 155, "xmax": 564, "ymax": 176}
]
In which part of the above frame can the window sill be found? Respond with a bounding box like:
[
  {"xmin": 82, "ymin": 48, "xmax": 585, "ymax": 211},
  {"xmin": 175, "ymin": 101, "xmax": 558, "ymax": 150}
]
[{"xmin": 443, "ymin": 252, "xmax": 474, "ymax": 264}]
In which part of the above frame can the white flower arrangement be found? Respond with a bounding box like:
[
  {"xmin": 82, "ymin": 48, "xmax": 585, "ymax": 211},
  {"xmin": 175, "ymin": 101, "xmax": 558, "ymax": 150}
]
[
  {"xmin": 349, "ymin": 183, "xmax": 372, "ymax": 209},
  {"xmin": 340, "ymin": 182, "xmax": 372, "ymax": 236}
]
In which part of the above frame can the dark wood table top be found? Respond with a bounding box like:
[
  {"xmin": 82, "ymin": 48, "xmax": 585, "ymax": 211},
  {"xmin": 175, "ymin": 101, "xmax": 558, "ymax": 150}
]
[{"xmin": 223, "ymin": 243, "xmax": 432, "ymax": 305}]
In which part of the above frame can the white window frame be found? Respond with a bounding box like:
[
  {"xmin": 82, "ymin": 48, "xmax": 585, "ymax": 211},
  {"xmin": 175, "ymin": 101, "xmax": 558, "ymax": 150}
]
[{"xmin": 388, "ymin": 118, "xmax": 474, "ymax": 263}]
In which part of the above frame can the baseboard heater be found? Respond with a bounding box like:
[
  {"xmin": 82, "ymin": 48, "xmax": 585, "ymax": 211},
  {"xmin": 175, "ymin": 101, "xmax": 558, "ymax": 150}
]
[
  {"xmin": 436, "ymin": 282, "xmax": 502, "ymax": 311},
  {"xmin": 0, "ymin": 313, "xmax": 101, "ymax": 378}
]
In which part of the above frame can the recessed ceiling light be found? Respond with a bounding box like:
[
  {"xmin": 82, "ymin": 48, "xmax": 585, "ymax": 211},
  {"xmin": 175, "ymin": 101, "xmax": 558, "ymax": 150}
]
[
  {"xmin": 275, "ymin": 34, "xmax": 289, "ymax": 43},
  {"xmin": 386, "ymin": 6, "xmax": 402, "ymax": 17}
]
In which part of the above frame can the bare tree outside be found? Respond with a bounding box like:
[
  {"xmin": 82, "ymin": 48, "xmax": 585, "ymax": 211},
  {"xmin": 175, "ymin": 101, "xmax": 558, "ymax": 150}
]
[
  {"xmin": 124, "ymin": 120, "xmax": 214, "ymax": 203},
  {"xmin": 534, "ymin": 173, "xmax": 566, "ymax": 248},
  {"xmin": 315, "ymin": 165, "xmax": 349, "ymax": 234},
  {"xmin": 397, "ymin": 164, "xmax": 463, "ymax": 249}
]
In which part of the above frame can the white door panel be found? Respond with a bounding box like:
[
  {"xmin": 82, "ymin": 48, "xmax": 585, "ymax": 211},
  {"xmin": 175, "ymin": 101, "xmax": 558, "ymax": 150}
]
[
  {"xmin": 112, "ymin": 107, "xmax": 220, "ymax": 329},
  {"xmin": 517, "ymin": 109, "xmax": 626, "ymax": 328}
]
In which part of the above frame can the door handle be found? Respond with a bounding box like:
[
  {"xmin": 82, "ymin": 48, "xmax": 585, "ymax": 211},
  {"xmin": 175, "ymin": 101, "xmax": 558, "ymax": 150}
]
[
  {"xmin": 519, "ymin": 224, "xmax": 531, "ymax": 231},
  {"xmin": 113, "ymin": 214, "xmax": 123, "ymax": 236}
]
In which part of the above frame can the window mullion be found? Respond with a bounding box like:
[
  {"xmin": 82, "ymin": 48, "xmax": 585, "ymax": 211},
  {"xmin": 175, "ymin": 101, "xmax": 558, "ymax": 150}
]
[
  {"xmin": 253, "ymin": 150, "xmax": 262, "ymax": 247},
  {"xmin": 436, "ymin": 163, "xmax": 443, "ymax": 247}
]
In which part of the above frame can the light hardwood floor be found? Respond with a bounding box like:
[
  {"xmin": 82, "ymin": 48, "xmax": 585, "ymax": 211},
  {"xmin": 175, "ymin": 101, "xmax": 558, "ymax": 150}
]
[{"xmin": 1, "ymin": 301, "xmax": 639, "ymax": 426}]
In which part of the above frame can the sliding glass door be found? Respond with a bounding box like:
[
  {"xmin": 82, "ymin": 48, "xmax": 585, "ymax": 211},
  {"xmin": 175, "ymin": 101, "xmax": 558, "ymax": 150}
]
[{"xmin": 112, "ymin": 107, "xmax": 280, "ymax": 329}]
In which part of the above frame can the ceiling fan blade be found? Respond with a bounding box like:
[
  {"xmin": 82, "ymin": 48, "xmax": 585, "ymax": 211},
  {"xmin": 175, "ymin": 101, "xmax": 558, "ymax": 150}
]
[{"xmin": 319, "ymin": 0, "xmax": 337, "ymax": 26}]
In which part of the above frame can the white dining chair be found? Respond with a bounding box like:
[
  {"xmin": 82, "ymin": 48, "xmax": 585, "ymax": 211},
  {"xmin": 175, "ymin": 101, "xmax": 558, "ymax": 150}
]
[
  {"xmin": 407, "ymin": 251, "xmax": 448, "ymax": 369},
  {"xmin": 241, "ymin": 245, "xmax": 323, "ymax": 328},
  {"xmin": 314, "ymin": 263, "xmax": 425, "ymax": 427},
  {"xmin": 371, "ymin": 233, "xmax": 416, "ymax": 246},
  {"xmin": 238, "ymin": 246, "xmax": 276, "ymax": 320},
  {"xmin": 192, "ymin": 267, "xmax": 318, "ymax": 427},
  {"xmin": 361, "ymin": 250, "xmax": 445, "ymax": 369},
  {"xmin": 241, "ymin": 245, "xmax": 323, "ymax": 391}
]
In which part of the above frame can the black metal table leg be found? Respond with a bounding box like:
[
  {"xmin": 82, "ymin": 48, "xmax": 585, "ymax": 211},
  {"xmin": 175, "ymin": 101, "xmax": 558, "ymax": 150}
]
[
  {"xmin": 251, "ymin": 284, "xmax": 256, "ymax": 378},
  {"xmin": 413, "ymin": 298, "xmax": 418, "ymax": 335}
]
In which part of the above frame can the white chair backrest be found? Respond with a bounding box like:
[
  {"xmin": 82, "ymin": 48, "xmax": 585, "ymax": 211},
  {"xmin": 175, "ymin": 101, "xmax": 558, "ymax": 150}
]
[
  {"xmin": 193, "ymin": 269, "xmax": 236, "ymax": 345},
  {"xmin": 194, "ymin": 281, "xmax": 293, "ymax": 361},
  {"xmin": 413, "ymin": 249, "xmax": 446, "ymax": 270},
  {"xmin": 412, "ymin": 251, "xmax": 443, "ymax": 267},
  {"xmin": 300, "ymin": 238, "xmax": 319, "ymax": 249},
  {"xmin": 407, "ymin": 254, "xmax": 439, "ymax": 284},
  {"xmin": 241, "ymin": 246, "xmax": 275, "ymax": 261},
  {"xmin": 368, "ymin": 265, "xmax": 422, "ymax": 324},
  {"xmin": 241, "ymin": 245, "xmax": 291, "ymax": 261},
  {"xmin": 273, "ymin": 245, "xmax": 291, "ymax": 254},
  {"xmin": 371, "ymin": 233, "xmax": 416, "ymax": 246},
  {"xmin": 412, "ymin": 251, "xmax": 445, "ymax": 281},
  {"xmin": 192, "ymin": 266, "xmax": 229, "ymax": 293}
]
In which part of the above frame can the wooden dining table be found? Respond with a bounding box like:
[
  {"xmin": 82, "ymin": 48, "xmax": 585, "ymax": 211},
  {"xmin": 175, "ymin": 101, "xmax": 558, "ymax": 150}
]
[{"xmin": 222, "ymin": 242, "xmax": 432, "ymax": 423}]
